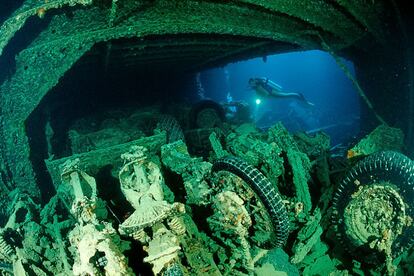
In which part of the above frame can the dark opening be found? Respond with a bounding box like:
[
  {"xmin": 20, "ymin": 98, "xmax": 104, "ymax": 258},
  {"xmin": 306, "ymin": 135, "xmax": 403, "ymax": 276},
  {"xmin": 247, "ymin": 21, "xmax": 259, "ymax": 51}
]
[{"xmin": 25, "ymin": 40, "xmax": 196, "ymax": 203}]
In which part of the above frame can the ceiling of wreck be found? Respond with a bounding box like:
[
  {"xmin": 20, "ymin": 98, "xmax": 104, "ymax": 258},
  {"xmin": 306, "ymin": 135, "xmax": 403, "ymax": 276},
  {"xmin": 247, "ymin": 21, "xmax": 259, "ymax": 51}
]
[
  {"xmin": 0, "ymin": 0, "xmax": 409, "ymax": 198},
  {"xmin": 0, "ymin": 0, "xmax": 389, "ymax": 75},
  {"xmin": 83, "ymin": 35, "xmax": 303, "ymax": 74}
]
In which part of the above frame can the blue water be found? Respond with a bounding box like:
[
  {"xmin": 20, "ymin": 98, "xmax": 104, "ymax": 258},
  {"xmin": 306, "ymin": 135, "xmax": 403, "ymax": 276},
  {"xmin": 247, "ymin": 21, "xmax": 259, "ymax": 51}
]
[{"xmin": 198, "ymin": 50, "xmax": 360, "ymax": 145}]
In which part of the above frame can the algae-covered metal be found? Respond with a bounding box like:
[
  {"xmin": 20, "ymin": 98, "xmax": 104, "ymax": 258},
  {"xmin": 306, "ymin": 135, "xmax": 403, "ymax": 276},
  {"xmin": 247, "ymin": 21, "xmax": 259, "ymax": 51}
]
[{"xmin": 332, "ymin": 151, "xmax": 414, "ymax": 270}]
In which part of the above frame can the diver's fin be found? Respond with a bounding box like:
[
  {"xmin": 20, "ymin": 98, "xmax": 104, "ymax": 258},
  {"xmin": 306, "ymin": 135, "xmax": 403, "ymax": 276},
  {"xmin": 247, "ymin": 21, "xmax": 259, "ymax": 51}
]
[{"xmin": 298, "ymin": 93, "xmax": 315, "ymax": 106}]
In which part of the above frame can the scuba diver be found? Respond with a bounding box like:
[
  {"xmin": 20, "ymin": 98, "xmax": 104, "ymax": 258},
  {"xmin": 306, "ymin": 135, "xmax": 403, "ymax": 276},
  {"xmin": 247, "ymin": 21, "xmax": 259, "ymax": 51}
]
[
  {"xmin": 248, "ymin": 77, "xmax": 315, "ymax": 107},
  {"xmin": 221, "ymin": 100, "xmax": 252, "ymax": 124}
]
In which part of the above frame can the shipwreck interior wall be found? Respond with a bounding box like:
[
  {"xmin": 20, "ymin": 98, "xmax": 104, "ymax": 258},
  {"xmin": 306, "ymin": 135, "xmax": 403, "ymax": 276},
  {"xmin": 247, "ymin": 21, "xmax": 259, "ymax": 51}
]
[
  {"xmin": 346, "ymin": 2, "xmax": 413, "ymax": 139},
  {"xmin": 0, "ymin": 0, "xmax": 412, "ymax": 199}
]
